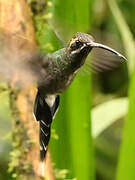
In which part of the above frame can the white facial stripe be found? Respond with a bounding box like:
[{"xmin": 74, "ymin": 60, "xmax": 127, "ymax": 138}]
[
  {"xmin": 69, "ymin": 37, "xmax": 79, "ymax": 47},
  {"xmin": 71, "ymin": 44, "xmax": 87, "ymax": 55}
]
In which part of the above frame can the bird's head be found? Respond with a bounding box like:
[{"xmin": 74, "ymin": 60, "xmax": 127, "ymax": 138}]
[
  {"xmin": 67, "ymin": 32, "xmax": 94, "ymax": 61},
  {"xmin": 66, "ymin": 32, "xmax": 127, "ymax": 70}
]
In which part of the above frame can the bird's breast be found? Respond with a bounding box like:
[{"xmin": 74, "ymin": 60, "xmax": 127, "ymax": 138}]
[{"xmin": 38, "ymin": 70, "xmax": 76, "ymax": 95}]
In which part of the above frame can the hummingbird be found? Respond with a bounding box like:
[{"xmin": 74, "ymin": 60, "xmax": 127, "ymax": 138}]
[{"xmin": 33, "ymin": 32, "xmax": 127, "ymax": 161}]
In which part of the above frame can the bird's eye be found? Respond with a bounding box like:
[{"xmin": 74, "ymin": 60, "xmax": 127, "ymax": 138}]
[{"xmin": 70, "ymin": 40, "xmax": 83, "ymax": 50}]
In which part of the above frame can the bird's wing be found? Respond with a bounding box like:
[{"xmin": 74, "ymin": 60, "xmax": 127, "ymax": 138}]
[
  {"xmin": 33, "ymin": 91, "xmax": 60, "ymax": 161},
  {"xmin": 79, "ymin": 48, "xmax": 126, "ymax": 75}
]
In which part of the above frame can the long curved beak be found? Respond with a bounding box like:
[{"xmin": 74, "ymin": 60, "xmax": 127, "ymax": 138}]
[{"xmin": 87, "ymin": 42, "xmax": 127, "ymax": 61}]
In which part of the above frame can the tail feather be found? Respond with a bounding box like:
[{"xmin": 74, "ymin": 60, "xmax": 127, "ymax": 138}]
[
  {"xmin": 33, "ymin": 91, "xmax": 60, "ymax": 161},
  {"xmin": 40, "ymin": 122, "xmax": 50, "ymax": 161},
  {"xmin": 34, "ymin": 91, "xmax": 52, "ymax": 124}
]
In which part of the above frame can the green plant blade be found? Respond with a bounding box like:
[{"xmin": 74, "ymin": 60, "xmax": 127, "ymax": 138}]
[
  {"xmin": 107, "ymin": 1, "xmax": 135, "ymax": 179},
  {"xmin": 108, "ymin": 0, "xmax": 135, "ymax": 74},
  {"xmin": 116, "ymin": 70, "xmax": 135, "ymax": 180},
  {"xmin": 66, "ymin": 75, "xmax": 95, "ymax": 180},
  {"xmin": 49, "ymin": 0, "xmax": 95, "ymax": 179},
  {"xmin": 92, "ymin": 98, "xmax": 128, "ymax": 138},
  {"xmin": 51, "ymin": 0, "xmax": 91, "ymax": 41}
]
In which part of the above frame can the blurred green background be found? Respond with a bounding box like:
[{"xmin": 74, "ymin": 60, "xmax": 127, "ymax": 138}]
[{"xmin": 1, "ymin": 0, "xmax": 135, "ymax": 179}]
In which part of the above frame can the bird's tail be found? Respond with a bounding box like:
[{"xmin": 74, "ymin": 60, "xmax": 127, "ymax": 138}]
[
  {"xmin": 33, "ymin": 91, "xmax": 60, "ymax": 161},
  {"xmin": 39, "ymin": 120, "xmax": 51, "ymax": 161}
]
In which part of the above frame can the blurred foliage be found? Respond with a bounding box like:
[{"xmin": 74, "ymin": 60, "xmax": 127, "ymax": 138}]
[
  {"xmin": 0, "ymin": 90, "xmax": 13, "ymax": 180},
  {"xmin": 1, "ymin": 0, "xmax": 135, "ymax": 180}
]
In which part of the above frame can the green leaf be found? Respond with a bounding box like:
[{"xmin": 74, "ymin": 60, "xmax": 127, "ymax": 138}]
[
  {"xmin": 51, "ymin": 0, "xmax": 92, "ymax": 41},
  {"xmin": 92, "ymin": 98, "xmax": 128, "ymax": 138},
  {"xmin": 107, "ymin": 1, "xmax": 135, "ymax": 179},
  {"xmin": 66, "ymin": 75, "xmax": 95, "ymax": 180},
  {"xmin": 49, "ymin": 0, "xmax": 95, "ymax": 179},
  {"xmin": 108, "ymin": 0, "xmax": 135, "ymax": 74},
  {"xmin": 116, "ymin": 71, "xmax": 135, "ymax": 180}
]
